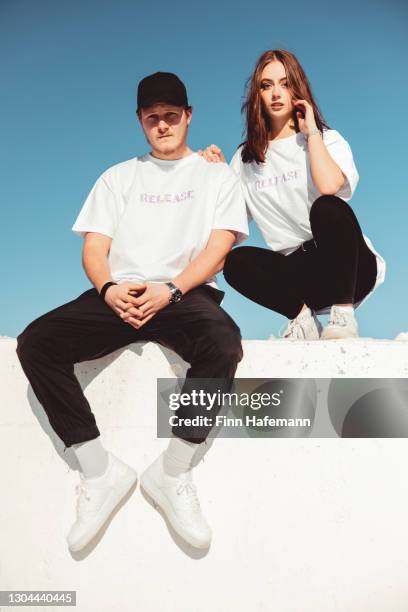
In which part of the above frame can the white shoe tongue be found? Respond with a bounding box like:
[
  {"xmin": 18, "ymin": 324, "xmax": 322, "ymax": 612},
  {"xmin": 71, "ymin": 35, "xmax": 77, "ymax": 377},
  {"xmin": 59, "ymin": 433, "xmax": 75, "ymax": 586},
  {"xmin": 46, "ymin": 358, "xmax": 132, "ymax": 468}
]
[
  {"xmin": 297, "ymin": 308, "xmax": 311, "ymax": 320},
  {"xmin": 178, "ymin": 470, "xmax": 193, "ymax": 481}
]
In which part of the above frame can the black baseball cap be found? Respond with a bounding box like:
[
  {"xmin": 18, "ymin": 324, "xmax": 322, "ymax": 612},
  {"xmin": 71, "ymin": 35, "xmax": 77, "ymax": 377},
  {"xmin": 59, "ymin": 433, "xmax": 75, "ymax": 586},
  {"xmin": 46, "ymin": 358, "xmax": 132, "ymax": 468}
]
[{"xmin": 137, "ymin": 72, "xmax": 189, "ymax": 112}]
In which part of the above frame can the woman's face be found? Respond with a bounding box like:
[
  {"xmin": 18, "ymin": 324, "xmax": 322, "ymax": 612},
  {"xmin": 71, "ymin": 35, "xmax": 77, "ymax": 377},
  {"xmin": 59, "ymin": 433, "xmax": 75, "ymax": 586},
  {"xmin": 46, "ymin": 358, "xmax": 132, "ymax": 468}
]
[{"xmin": 259, "ymin": 61, "xmax": 294, "ymax": 122}]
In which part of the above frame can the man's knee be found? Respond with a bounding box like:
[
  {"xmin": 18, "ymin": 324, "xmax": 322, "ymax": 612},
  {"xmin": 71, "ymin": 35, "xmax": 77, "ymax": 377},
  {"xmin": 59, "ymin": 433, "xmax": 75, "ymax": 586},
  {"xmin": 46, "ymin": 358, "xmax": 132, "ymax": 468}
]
[
  {"xmin": 16, "ymin": 322, "xmax": 52, "ymax": 365},
  {"xmin": 202, "ymin": 320, "xmax": 243, "ymax": 364},
  {"xmin": 175, "ymin": 434, "xmax": 204, "ymax": 445},
  {"xmin": 16, "ymin": 327, "xmax": 37, "ymax": 365}
]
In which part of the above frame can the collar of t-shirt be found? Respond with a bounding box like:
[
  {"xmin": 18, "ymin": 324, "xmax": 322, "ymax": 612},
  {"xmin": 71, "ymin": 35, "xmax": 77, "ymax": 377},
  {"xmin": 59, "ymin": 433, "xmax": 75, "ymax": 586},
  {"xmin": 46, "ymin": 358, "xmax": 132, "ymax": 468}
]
[{"xmin": 145, "ymin": 151, "xmax": 199, "ymax": 170}]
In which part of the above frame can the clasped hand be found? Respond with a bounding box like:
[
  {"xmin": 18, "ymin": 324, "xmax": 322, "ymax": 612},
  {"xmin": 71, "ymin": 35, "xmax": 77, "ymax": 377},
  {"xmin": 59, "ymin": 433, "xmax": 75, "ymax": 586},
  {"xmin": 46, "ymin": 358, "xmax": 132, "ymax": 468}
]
[{"xmin": 104, "ymin": 282, "xmax": 171, "ymax": 329}]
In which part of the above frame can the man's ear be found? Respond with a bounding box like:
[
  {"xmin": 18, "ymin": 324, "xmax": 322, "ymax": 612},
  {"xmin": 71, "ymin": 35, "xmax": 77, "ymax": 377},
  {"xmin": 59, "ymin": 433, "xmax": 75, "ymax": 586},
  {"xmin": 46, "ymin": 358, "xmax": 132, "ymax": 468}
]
[{"xmin": 185, "ymin": 106, "xmax": 193, "ymax": 125}]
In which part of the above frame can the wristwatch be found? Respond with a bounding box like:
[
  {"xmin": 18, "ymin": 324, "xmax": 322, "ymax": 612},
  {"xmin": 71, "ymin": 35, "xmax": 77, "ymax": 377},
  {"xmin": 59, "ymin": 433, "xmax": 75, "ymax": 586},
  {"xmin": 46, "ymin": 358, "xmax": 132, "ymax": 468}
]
[{"xmin": 165, "ymin": 281, "xmax": 183, "ymax": 304}]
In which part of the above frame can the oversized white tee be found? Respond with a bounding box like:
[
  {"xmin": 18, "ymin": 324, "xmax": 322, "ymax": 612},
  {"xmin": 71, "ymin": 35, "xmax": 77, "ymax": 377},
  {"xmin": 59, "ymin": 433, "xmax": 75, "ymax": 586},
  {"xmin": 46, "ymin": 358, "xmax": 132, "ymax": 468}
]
[
  {"xmin": 230, "ymin": 129, "xmax": 385, "ymax": 309},
  {"xmin": 72, "ymin": 152, "xmax": 249, "ymax": 288}
]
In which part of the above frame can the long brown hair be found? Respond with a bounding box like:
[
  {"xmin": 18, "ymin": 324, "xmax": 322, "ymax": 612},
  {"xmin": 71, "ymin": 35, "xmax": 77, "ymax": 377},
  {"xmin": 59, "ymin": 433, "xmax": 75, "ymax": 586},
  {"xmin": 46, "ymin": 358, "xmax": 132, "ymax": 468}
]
[{"xmin": 241, "ymin": 49, "xmax": 329, "ymax": 164}]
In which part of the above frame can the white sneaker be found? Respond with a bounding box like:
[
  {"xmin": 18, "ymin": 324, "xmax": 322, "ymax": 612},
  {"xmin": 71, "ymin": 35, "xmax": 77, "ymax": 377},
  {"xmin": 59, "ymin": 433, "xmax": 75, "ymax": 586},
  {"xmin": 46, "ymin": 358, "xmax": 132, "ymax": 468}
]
[
  {"xmin": 66, "ymin": 452, "xmax": 138, "ymax": 552},
  {"xmin": 280, "ymin": 307, "xmax": 322, "ymax": 340},
  {"xmin": 140, "ymin": 453, "xmax": 212, "ymax": 549},
  {"xmin": 321, "ymin": 305, "xmax": 358, "ymax": 340}
]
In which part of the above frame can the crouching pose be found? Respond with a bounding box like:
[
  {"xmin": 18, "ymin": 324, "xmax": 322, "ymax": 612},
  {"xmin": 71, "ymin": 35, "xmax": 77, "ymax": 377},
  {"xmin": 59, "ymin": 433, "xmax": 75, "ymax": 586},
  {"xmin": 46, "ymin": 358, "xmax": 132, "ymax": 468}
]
[
  {"xmin": 16, "ymin": 71, "xmax": 248, "ymax": 552},
  {"xmin": 199, "ymin": 49, "xmax": 385, "ymax": 340}
]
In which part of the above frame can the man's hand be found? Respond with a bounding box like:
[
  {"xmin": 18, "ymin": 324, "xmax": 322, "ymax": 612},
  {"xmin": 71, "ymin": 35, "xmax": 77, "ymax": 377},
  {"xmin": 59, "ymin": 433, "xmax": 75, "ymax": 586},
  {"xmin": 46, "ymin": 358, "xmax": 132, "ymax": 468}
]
[
  {"xmin": 120, "ymin": 282, "xmax": 172, "ymax": 328},
  {"xmin": 104, "ymin": 282, "xmax": 146, "ymax": 318}
]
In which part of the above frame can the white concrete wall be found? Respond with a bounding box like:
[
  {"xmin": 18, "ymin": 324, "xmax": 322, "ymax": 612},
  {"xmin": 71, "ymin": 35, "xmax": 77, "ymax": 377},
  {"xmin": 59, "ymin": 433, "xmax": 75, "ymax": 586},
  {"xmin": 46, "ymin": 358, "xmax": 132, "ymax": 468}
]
[{"xmin": 1, "ymin": 337, "xmax": 408, "ymax": 612}]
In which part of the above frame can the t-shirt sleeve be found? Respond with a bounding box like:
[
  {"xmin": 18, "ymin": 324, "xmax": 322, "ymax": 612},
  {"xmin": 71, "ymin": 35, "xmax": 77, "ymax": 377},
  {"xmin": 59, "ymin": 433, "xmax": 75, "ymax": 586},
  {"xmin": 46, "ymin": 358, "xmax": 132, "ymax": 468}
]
[
  {"xmin": 229, "ymin": 146, "xmax": 253, "ymax": 224},
  {"xmin": 229, "ymin": 147, "xmax": 242, "ymax": 177},
  {"xmin": 72, "ymin": 171, "xmax": 123, "ymax": 238},
  {"xmin": 323, "ymin": 130, "xmax": 359, "ymax": 201},
  {"xmin": 212, "ymin": 165, "xmax": 249, "ymax": 246}
]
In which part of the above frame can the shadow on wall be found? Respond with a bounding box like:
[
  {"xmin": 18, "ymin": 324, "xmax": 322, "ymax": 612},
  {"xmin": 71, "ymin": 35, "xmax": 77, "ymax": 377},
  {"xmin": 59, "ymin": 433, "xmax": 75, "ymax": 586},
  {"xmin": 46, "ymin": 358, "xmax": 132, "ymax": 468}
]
[
  {"xmin": 23, "ymin": 340, "xmax": 215, "ymax": 560},
  {"xmin": 24, "ymin": 341, "xmax": 214, "ymax": 472}
]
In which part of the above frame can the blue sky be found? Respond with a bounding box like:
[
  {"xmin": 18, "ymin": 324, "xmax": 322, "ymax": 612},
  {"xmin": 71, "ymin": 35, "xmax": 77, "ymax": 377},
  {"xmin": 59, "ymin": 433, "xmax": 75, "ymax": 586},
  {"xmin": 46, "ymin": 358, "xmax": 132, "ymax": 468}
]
[{"xmin": 1, "ymin": 0, "xmax": 407, "ymax": 339}]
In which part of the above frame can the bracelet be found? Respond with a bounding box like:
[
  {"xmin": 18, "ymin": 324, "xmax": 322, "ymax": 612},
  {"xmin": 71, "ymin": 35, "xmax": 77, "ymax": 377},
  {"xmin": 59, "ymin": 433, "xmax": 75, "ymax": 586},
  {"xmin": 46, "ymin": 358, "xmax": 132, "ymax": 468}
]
[
  {"xmin": 99, "ymin": 281, "xmax": 117, "ymax": 301},
  {"xmin": 306, "ymin": 127, "xmax": 320, "ymax": 140}
]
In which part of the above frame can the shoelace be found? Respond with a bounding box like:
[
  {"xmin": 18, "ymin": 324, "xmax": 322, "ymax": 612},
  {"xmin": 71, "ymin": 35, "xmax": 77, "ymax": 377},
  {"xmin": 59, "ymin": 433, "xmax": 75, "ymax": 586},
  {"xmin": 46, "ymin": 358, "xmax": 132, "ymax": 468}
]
[
  {"xmin": 75, "ymin": 482, "xmax": 90, "ymax": 514},
  {"xmin": 328, "ymin": 308, "xmax": 349, "ymax": 328},
  {"xmin": 279, "ymin": 317, "xmax": 305, "ymax": 339},
  {"xmin": 175, "ymin": 480, "xmax": 201, "ymax": 514},
  {"xmin": 74, "ymin": 481, "xmax": 102, "ymax": 516}
]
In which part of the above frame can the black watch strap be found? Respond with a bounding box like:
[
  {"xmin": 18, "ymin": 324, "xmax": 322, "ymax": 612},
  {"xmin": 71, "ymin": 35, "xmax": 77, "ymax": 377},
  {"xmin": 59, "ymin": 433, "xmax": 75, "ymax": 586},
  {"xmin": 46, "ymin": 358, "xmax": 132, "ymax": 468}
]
[{"xmin": 99, "ymin": 281, "xmax": 118, "ymax": 301}]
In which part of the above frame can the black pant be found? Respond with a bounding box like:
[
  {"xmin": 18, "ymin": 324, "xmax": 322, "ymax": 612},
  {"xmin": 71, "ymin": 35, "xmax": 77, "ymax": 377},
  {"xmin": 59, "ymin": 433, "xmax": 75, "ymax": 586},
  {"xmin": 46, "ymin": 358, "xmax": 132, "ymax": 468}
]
[
  {"xmin": 223, "ymin": 195, "xmax": 378, "ymax": 319},
  {"xmin": 16, "ymin": 284, "xmax": 243, "ymax": 447}
]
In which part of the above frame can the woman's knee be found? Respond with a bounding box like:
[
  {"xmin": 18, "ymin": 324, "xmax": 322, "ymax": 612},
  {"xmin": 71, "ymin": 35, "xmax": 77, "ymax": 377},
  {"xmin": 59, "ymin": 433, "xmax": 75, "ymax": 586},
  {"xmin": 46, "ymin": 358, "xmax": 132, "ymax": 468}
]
[
  {"xmin": 310, "ymin": 194, "xmax": 356, "ymax": 228},
  {"xmin": 224, "ymin": 247, "xmax": 253, "ymax": 286},
  {"xmin": 311, "ymin": 194, "xmax": 342, "ymax": 216}
]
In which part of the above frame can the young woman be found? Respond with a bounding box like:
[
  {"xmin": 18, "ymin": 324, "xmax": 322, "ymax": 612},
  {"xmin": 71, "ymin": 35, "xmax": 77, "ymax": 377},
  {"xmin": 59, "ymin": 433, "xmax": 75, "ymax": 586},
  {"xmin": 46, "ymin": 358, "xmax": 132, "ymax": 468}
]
[{"xmin": 199, "ymin": 49, "xmax": 385, "ymax": 340}]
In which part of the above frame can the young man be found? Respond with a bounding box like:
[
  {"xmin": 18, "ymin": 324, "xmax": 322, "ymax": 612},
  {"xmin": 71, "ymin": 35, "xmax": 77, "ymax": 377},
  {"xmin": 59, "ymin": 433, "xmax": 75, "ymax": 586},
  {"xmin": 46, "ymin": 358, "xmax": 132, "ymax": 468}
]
[{"xmin": 16, "ymin": 72, "xmax": 249, "ymax": 552}]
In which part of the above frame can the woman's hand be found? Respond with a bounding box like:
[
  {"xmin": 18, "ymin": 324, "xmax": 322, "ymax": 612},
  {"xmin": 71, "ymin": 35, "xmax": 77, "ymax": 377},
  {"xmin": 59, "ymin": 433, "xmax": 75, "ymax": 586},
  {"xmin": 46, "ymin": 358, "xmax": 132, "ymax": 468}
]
[
  {"xmin": 292, "ymin": 99, "xmax": 318, "ymax": 137},
  {"xmin": 293, "ymin": 99, "xmax": 345, "ymax": 194},
  {"xmin": 197, "ymin": 144, "xmax": 226, "ymax": 163}
]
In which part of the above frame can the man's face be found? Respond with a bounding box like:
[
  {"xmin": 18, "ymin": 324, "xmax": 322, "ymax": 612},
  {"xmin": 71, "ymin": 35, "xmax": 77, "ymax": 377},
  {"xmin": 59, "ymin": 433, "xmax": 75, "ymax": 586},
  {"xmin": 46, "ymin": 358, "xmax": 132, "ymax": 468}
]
[{"xmin": 138, "ymin": 103, "xmax": 192, "ymax": 155}]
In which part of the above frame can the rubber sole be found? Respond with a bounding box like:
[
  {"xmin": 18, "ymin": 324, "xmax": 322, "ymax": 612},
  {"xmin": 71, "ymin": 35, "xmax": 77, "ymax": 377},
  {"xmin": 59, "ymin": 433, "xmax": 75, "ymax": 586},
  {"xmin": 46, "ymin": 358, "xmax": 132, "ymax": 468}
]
[
  {"xmin": 320, "ymin": 331, "xmax": 359, "ymax": 340},
  {"xmin": 140, "ymin": 471, "xmax": 211, "ymax": 549}
]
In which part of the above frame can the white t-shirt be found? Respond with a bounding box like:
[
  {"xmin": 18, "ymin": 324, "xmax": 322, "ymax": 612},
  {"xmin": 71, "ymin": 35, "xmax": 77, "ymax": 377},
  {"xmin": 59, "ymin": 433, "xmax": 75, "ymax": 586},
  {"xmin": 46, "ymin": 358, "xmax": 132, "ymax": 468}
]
[
  {"xmin": 230, "ymin": 129, "xmax": 385, "ymax": 310},
  {"xmin": 72, "ymin": 152, "xmax": 249, "ymax": 288}
]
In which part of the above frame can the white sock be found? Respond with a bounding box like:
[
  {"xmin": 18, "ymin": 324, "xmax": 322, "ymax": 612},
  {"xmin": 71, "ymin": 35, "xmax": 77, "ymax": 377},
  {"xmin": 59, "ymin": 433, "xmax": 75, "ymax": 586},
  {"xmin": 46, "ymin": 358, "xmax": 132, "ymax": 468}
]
[
  {"xmin": 72, "ymin": 436, "xmax": 109, "ymax": 479},
  {"xmin": 163, "ymin": 437, "xmax": 199, "ymax": 478},
  {"xmin": 334, "ymin": 305, "xmax": 354, "ymax": 314}
]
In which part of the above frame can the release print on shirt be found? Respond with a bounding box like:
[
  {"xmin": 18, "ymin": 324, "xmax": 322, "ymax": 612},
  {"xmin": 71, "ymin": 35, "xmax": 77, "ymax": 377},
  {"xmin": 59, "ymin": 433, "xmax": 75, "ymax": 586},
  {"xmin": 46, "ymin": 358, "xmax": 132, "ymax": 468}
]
[
  {"xmin": 253, "ymin": 169, "xmax": 300, "ymax": 192},
  {"xmin": 139, "ymin": 190, "xmax": 195, "ymax": 204},
  {"xmin": 229, "ymin": 128, "xmax": 385, "ymax": 308},
  {"xmin": 71, "ymin": 152, "xmax": 249, "ymax": 287}
]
